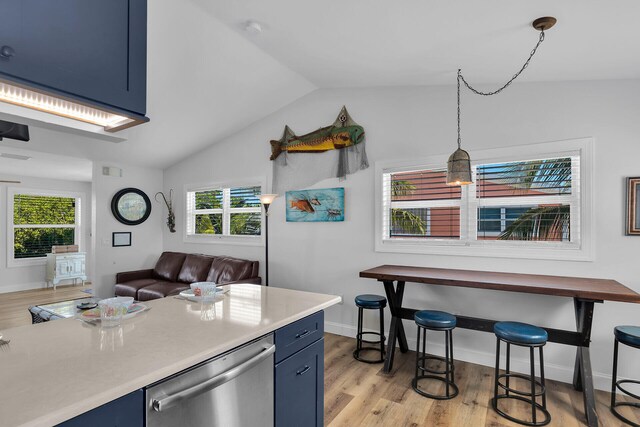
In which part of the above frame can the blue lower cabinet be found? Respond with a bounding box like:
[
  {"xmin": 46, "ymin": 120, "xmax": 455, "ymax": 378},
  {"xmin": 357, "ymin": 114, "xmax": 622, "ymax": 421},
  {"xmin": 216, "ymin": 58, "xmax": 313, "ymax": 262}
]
[
  {"xmin": 56, "ymin": 389, "xmax": 144, "ymax": 427},
  {"xmin": 275, "ymin": 337, "xmax": 324, "ymax": 427}
]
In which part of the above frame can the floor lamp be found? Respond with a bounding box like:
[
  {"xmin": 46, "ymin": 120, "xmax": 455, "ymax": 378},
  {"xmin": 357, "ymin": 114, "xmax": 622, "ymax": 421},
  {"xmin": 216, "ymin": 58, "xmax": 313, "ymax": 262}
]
[{"xmin": 259, "ymin": 194, "xmax": 277, "ymax": 287}]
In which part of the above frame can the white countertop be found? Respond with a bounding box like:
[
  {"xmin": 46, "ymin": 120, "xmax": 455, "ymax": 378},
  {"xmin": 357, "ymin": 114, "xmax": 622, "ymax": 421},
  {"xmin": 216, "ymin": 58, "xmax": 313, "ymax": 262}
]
[{"xmin": 0, "ymin": 284, "xmax": 340, "ymax": 427}]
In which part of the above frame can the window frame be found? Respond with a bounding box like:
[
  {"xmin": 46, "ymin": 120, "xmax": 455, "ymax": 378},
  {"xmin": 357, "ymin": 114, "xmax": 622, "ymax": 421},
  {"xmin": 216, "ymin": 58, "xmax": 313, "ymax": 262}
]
[
  {"xmin": 7, "ymin": 187, "xmax": 84, "ymax": 268},
  {"xmin": 375, "ymin": 138, "xmax": 594, "ymax": 261},
  {"xmin": 183, "ymin": 178, "xmax": 265, "ymax": 246}
]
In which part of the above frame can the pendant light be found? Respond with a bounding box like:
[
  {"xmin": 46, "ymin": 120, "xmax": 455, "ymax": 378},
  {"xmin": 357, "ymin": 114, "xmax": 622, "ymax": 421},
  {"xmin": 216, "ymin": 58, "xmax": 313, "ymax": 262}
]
[{"xmin": 446, "ymin": 16, "xmax": 557, "ymax": 186}]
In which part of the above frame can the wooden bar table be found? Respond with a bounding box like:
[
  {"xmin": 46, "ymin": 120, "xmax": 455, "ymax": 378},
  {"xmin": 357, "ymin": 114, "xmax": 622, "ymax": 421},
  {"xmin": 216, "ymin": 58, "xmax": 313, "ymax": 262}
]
[{"xmin": 359, "ymin": 265, "xmax": 640, "ymax": 427}]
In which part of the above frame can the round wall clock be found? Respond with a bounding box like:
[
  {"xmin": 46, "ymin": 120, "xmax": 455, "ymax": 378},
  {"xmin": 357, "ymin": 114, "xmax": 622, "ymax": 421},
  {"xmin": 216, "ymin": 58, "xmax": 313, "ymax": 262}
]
[{"xmin": 111, "ymin": 188, "xmax": 152, "ymax": 226}]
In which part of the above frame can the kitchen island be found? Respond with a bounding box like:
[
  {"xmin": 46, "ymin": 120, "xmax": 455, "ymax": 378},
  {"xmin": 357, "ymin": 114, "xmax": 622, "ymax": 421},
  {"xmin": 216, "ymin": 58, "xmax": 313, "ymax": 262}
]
[{"xmin": 0, "ymin": 284, "xmax": 340, "ymax": 427}]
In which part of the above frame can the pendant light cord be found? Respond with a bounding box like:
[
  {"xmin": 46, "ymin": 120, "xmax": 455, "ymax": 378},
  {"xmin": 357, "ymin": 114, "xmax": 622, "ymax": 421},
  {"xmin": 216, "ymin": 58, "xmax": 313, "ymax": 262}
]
[
  {"xmin": 458, "ymin": 30, "xmax": 546, "ymax": 97},
  {"xmin": 456, "ymin": 30, "xmax": 546, "ymax": 150},
  {"xmin": 457, "ymin": 69, "xmax": 462, "ymax": 149}
]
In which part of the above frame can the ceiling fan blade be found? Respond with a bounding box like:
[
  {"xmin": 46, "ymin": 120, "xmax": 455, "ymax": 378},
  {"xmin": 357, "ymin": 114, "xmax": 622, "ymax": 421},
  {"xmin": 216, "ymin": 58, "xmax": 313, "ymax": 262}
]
[{"xmin": 0, "ymin": 180, "xmax": 21, "ymax": 183}]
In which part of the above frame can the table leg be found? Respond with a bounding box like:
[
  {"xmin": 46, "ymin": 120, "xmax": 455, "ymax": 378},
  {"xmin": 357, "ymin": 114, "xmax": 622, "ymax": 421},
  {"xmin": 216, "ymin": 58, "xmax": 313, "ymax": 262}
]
[
  {"xmin": 573, "ymin": 298, "xmax": 598, "ymax": 427},
  {"xmin": 395, "ymin": 282, "xmax": 408, "ymax": 353},
  {"xmin": 382, "ymin": 280, "xmax": 408, "ymax": 373}
]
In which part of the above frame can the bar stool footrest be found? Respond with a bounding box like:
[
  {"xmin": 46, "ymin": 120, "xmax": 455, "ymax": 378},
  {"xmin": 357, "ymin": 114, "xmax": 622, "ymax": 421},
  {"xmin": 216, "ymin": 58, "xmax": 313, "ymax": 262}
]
[
  {"xmin": 498, "ymin": 373, "xmax": 546, "ymax": 397},
  {"xmin": 616, "ymin": 379, "xmax": 640, "ymax": 400},
  {"xmin": 416, "ymin": 354, "xmax": 455, "ymax": 376}
]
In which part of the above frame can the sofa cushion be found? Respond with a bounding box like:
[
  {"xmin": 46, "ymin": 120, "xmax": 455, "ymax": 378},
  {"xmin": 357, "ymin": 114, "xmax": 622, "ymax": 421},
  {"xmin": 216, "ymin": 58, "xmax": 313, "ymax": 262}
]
[
  {"xmin": 177, "ymin": 254, "xmax": 214, "ymax": 284},
  {"xmin": 114, "ymin": 279, "xmax": 159, "ymax": 299},
  {"xmin": 137, "ymin": 282, "xmax": 189, "ymax": 301},
  {"xmin": 207, "ymin": 256, "xmax": 257, "ymax": 284},
  {"xmin": 152, "ymin": 252, "xmax": 187, "ymax": 282}
]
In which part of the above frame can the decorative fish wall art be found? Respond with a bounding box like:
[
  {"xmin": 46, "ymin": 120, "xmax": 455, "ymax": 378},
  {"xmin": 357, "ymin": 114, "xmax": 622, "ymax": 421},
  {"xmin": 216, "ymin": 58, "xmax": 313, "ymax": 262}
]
[
  {"xmin": 286, "ymin": 188, "xmax": 345, "ymax": 222},
  {"xmin": 270, "ymin": 106, "xmax": 369, "ymax": 194},
  {"xmin": 270, "ymin": 106, "xmax": 365, "ymax": 160}
]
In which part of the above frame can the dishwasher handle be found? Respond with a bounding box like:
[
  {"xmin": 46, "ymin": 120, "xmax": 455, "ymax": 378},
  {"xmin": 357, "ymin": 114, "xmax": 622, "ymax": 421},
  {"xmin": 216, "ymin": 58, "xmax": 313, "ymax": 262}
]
[{"xmin": 152, "ymin": 344, "xmax": 276, "ymax": 412}]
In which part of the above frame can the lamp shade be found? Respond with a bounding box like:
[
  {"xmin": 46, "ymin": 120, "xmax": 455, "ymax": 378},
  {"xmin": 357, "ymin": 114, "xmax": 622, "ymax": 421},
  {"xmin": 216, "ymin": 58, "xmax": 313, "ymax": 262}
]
[
  {"xmin": 446, "ymin": 148, "xmax": 473, "ymax": 186},
  {"xmin": 259, "ymin": 194, "xmax": 278, "ymax": 205}
]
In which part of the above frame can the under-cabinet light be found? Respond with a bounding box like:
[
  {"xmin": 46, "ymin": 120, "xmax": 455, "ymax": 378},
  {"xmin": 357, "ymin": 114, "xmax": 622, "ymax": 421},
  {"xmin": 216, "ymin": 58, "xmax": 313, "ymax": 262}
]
[{"xmin": 0, "ymin": 81, "xmax": 147, "ymax": 132}]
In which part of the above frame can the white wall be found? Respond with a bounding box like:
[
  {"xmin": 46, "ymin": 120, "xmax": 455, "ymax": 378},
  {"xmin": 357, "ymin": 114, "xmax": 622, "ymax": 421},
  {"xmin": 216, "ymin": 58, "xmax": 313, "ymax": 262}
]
[
  {"xmin": 164, "ymin": 79, "xmax": 640, "ymax": 390},
  {"xmin": 0, "ymin": 175, "xmax": 92, "ymax": 293},
  {"xmin": 92, "ymin": 162, "xmax": 163, "ymax": 299}
]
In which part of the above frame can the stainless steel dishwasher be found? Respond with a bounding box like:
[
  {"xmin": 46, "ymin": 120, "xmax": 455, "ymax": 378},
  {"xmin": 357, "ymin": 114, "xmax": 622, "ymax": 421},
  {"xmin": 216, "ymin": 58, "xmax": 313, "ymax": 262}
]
[{"xmin": 146, "ymin": 335, "xmax": 275, "ymax": 427}]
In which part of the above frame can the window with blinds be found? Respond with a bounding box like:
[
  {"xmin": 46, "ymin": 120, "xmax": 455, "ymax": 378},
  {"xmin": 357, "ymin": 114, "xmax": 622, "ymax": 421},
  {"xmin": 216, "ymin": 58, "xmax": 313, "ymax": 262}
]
[
  {"xmin": 475, "ymin": 157, "xmax": 577, "ymax": 242},
  {"xmin": 186, "ymin": 185, "xmax": 262, "ymax": 237},
  {"xmin": 384, "ymin": 169, "xmax": 461, "ymax": 240},
  {"xmin": 381, "ymin": 155, "xmax": 580, "ymax": 246},
  {"xmin": 12, "ymin": 193, "xmax": 79, "ymax": 259}
]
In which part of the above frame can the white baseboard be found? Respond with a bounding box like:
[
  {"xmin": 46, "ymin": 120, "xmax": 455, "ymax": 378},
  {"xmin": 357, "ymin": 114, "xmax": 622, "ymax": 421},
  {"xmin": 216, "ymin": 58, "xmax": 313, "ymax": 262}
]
[
  {"xmin": 0, "ymin": 281, "xmax": 49, "ymax": 293},
  {"xmin": 325, "ymin": 320, "xmax": 615, "ymax": 393}
]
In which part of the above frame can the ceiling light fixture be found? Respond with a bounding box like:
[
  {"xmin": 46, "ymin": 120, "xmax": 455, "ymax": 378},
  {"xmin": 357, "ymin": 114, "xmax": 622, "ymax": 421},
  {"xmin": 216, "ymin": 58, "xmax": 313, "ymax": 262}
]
[
  {"xmin": 446, "ymin": 16, "xmax": 557, "ymax": 186},
  {"xmin": 244, "ymin": 20, "xmax": 263, "ymax": 35}
]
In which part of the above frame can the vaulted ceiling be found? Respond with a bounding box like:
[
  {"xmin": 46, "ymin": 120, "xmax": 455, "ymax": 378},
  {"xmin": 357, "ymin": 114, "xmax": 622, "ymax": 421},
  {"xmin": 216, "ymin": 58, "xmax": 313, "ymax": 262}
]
[{"xmin": 2, "ymin": 0, "xmax": 639, "ymax": 172}]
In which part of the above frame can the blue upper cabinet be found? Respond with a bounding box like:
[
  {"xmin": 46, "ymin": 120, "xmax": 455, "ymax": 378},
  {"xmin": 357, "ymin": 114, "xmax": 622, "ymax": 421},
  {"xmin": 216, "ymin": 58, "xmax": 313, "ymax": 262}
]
[{"xmin": 0, "ymin": 0, "xmax": 147, "ymax": 116}]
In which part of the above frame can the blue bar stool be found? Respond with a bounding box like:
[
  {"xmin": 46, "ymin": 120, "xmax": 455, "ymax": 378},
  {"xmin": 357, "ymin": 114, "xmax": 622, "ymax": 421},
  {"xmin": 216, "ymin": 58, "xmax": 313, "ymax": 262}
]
[
  {"xmin": 412, "ymin": 310, "xmax": 458, "ymax": 400},
  {"xmin": 611, "ymin": 325, "xmax": 640, "ymax": 426},
  {"xmin": 353, "ymin": 294, "xmax": 387, "ymax": 363},
  {"xmin": 492, "ymin": 321, "xmax": 550, "ymax": 426}
]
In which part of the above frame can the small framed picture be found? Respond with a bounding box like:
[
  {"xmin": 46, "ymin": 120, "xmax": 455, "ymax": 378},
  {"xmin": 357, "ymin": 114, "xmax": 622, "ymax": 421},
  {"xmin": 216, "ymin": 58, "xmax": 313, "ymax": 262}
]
[
  {"xmin": 112, "ymin": 232, "xmax": 132, "ymax": 247},
  {"xmin": 626, "ymin": 177, "xmax": 640, "ymax": 235}
]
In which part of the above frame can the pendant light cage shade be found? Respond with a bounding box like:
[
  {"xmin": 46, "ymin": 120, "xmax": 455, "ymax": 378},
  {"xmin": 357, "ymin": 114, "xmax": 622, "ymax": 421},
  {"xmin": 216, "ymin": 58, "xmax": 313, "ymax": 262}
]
[{"xmin": 446, "ymin": 148, "xmax": 472, "ymax": 186}]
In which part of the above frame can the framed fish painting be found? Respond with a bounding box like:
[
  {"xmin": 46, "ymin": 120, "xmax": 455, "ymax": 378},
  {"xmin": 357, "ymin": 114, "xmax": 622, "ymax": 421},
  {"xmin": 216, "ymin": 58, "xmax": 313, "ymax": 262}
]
[{"xmin": 286, "ymin": 188, "xmax": 345, "ymax": 222}]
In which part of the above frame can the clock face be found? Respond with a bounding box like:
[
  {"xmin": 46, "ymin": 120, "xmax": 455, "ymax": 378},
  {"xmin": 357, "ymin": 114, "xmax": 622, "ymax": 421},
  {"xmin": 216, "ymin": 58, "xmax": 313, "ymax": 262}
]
[{"xmin": 111, "ymin": 188, "xmax": 151, "ymax": 225}]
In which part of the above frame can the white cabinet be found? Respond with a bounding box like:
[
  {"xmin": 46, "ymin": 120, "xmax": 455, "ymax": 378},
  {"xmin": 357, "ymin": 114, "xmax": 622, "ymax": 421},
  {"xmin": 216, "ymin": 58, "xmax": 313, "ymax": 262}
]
[{"xmin": 46, "ymin": 253, "xmax": 87, "ymax": 290}]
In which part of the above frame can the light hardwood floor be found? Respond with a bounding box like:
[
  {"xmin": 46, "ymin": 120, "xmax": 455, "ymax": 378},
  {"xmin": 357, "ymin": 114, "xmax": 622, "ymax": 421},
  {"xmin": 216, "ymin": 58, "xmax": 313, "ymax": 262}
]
[
  {"xmin": 0, "ymin": 284, "xmax": 92, "ymax": 330},
  {"xmin": 324, "ymin": 333, "xmax": 636, "ymax": 427}
]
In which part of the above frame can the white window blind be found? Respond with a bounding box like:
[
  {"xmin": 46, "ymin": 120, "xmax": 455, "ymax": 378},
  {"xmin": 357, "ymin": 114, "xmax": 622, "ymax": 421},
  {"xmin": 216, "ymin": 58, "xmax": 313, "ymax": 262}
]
[
  {"xmin": 474, "ymin": 156, "xmax": 579, "ymax": 243},
  {"xmin": 186, "ymin": 185, "xmax": 262, "ymax": 237},
  {"xmin": 381, "ymin": 155, "xmax": 581, "ymax": 248},
  {"xmin": 383, "ymin": 169, "xmax": 462, "ymax": 240},
  {"xmin": 11, "ymin": 192, "xmax": 80, "ymax": 259}
]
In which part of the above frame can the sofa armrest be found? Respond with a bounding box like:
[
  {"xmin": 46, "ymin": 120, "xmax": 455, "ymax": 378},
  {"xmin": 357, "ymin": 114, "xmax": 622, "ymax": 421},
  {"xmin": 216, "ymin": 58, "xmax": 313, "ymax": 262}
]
[
  {"xmin": 116, "ymin": 269, "xmax": 154, "ymax": 284},
  {"xmin": 222, "ymin": 277, "xmax": 262, "ymax": 286}
]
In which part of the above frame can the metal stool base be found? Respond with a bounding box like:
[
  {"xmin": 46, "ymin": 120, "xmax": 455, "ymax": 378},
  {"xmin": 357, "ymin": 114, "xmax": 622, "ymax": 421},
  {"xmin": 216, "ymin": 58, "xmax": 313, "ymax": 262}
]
[
  {"xmin": 492, "ymin": 395, "xmax": 551, "ymax": 426},
  {"xmin": 353, "ymin": 332, "xmax": 385, "ymax": 364},
  {"xmin": 412, "ymin": 326, "xmax": 457, "ymax": 400},
  {"xmin": 493, "ymin": 338, "xmax": 549, "ymax": 426},
  {"xmin": 353, "ymin": 305, "xmax": 386, "ymax": 364},
  {"xmin": 412, "ymin": 375, "xmax": 459, "ymax": 400},
  {"xmin": 611, "ymin": 337, "xmax": 640, "ymax": 426}
]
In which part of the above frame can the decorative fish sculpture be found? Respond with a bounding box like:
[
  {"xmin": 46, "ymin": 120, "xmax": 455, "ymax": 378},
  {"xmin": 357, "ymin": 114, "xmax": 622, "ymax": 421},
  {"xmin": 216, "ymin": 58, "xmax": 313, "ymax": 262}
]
[{"xmin": 270, "ymin": 106, "xmax": 365, "ymax": 160}]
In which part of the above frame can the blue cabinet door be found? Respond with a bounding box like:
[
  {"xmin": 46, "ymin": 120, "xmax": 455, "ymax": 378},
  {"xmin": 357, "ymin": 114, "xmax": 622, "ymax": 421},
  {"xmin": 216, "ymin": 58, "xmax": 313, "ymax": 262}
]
[
  {"xmin": 0, "ymin": 0, "xmax": 147, "ymax": 115},
  {"xmin": 275, "ymin": 337, "xmax": 324, "ymax": 427},
  {"xmin": 56, "ymin": 389, "xmax": 144, "ymax": 427}
]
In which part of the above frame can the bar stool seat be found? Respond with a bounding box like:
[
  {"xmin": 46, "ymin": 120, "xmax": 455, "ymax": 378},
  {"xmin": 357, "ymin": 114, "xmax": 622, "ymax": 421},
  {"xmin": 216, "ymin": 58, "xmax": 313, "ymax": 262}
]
[
  {"xmin": 615, "ymin": 325, "xmax": 640, "ymax": 347},
  {"xmin": 415, "ymin": 310, "xmax": 456, "ymax": 329},
  {"xmin": 353, "ymin": 294, "xmax": 386, "ymax": 364},
  {"xmin": 494, "ymin": 321, "xmax": 548, "ymax": 345},
  {"xmin": 355, "ymin": 294, "xmax": 387, "ymax": 309}
]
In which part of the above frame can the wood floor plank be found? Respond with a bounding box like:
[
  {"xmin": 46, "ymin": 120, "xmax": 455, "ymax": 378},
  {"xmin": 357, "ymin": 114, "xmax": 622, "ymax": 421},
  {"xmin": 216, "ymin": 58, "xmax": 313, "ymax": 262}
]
[{"xmin": 324, "ymin": 333, "xmax": 634, "ymax": 426}]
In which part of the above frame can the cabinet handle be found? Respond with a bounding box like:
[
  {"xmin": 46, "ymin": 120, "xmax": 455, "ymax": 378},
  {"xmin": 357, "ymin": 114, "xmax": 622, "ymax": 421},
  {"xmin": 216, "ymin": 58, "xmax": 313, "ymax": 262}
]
[
  {"xmin": 296, "ymin": 365, "xmax": 311, "ymax": 376},
  {"xmin": 0, "ymin": 45, "xmax": 15, "ymax": 59},
  {"xmin": 295, "ymin": 330, "xmax": 310, "ymax": 339}
]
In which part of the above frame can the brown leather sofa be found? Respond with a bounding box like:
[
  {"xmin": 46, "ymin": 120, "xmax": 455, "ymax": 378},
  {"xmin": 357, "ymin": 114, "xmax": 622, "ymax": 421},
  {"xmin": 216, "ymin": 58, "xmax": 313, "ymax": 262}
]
[{"xmin": 115, "ymin": 251, "xmax": 260, "ymax": 301}]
